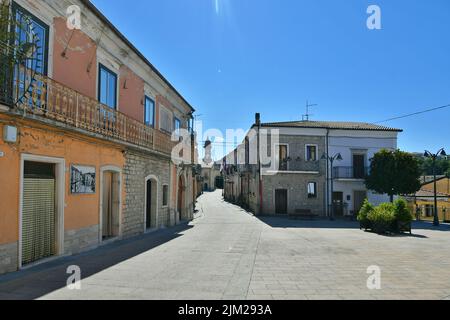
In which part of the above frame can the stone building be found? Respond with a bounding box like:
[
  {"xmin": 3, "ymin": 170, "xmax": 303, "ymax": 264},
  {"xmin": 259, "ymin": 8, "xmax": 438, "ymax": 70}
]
[
  {"xmin": 199, "ymin": 138, "xmax": 223, "ymax": 192},
  {"xmin": 223, "ymin": 113, "xmax": 401, "ymax": 217},
  {"xmin": 0, "ymin": 0, "xmax": 198, "ymax": 275}
]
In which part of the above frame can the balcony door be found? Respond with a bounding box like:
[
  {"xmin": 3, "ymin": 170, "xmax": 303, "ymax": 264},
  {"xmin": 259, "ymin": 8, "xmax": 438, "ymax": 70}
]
[
  {"xmin": 98, "ymin": 64, "xmax": 117, "ymax": 109},
  {"xmin": 12, "ymin": 3, "xmax": 49, "ymax": 106},
  {"xmin": 276, "ymin": 144, "xmax": 288, "ymax": 171},
  {"xmin": 352, "ymin": 154, "xmax": 365, "ymax": 179}
]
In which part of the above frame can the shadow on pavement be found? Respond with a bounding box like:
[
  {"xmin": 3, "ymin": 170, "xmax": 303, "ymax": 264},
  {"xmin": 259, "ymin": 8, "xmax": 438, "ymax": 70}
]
[
  {"xmin": 257, "ymin": 216, "xmax": 360, "ymax": 229},
  {"xmin": 0, "ymin": 223, "xmax": 193, "ymax": 300}
]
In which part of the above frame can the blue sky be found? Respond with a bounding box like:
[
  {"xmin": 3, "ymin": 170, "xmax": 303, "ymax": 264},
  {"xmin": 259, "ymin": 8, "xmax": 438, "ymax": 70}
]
[{"xmin": 92, "ymin": 0, "xmax": 450, "ymax": 159}]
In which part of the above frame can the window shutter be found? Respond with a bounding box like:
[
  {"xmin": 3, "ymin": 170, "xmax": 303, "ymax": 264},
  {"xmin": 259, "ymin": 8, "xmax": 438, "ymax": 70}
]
[{"xmin": 160, "ymin": 107, "xmax": 172, "ymax": 133}]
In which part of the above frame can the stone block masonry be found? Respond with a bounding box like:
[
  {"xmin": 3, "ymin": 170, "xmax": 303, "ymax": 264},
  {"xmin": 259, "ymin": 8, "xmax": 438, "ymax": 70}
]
[
  {"xmin": 123, "ymin": 151, "xmax": 171, "ymax": 238},
  {"xmin": 64, "ymin": 225, "xmax": 99, "ymax": 256},
  {"xmin": 0, "ymin": 242, "xmax": 18, "ymax": 274}
]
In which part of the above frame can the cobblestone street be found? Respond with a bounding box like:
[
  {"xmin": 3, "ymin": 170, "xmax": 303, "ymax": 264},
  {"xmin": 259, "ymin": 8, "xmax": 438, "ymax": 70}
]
[{"xmin": 0, "ymin": 190, "xmax": 449, "ymax": 300}]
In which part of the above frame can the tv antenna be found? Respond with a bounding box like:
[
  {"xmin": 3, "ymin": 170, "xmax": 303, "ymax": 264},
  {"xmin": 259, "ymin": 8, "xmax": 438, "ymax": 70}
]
[{"xmin": 302, "ymin": 100, "xmax": 317, "ymax": 121}]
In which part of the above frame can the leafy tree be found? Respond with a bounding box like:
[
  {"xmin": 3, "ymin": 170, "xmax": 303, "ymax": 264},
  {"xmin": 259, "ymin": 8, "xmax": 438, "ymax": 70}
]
[
  {"xmin": 365, "ymin": 149, "xmax": 421, "ymax": 202},
  {"xmin": 415, "ymin": 155, "xmax": 450, "ymax": 176}
]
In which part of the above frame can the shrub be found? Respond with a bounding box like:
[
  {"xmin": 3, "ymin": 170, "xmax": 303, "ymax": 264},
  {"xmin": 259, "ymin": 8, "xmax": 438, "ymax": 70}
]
[
  {"xmin": 394, "ymin": 198, "xmax": 413, "ymax": 223},
  {"xmin": 358, "ymin": 199, "xmax": 375, "ymax": 229},
  {"xmin": 368, "ymin": 203, "xmax": 396, "ymax": 234}
]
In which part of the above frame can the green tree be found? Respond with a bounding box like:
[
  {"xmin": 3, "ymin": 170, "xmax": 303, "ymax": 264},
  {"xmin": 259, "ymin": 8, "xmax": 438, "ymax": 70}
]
[
  {"xmin": 416, "ymin": 155, "xmax": 450, "ymax": 176},
  {"xmin": 365, "ymin": 149, "xmax": 421, "ymax": 202}
]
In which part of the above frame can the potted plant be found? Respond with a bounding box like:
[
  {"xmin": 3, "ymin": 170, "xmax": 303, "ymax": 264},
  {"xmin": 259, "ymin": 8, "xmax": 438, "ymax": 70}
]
[
  {"xmin": 357, "ymin": 199, "xmax": 374, "ymax": 230},
  {"xmin": 394, "ymin": 198, "xmax": 413, "ymax": 234}
]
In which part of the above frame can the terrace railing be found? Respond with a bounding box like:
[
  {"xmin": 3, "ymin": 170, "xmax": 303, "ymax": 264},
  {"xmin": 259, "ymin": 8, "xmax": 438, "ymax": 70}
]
[
  {"xmin": 333, "ymin": 166, "xmax": 369, "ymax": 179},
  {"xmin": 10, "ymin": 68, "xmax": 177, "ymax": 156}
]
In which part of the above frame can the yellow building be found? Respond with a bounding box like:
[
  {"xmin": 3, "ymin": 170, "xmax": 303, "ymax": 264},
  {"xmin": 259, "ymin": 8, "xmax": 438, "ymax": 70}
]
[{"xmin": 407, "ymin": 176, "xmax": 450, "ymax": 222}]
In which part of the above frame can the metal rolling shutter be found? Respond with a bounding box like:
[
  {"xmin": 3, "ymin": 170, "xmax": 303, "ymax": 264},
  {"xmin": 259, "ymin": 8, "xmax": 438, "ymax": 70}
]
[{"xmin": 22, "ymin": 178, "xmax": 56, "ymax": 265}]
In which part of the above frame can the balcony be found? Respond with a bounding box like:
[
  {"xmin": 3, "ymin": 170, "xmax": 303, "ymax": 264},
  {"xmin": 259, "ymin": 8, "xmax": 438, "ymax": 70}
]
[
  {"xmin": 261, "ymin": 159, "xmax": 321, "ymax": 174},
  {"xmin": 333, "ymin": 166, "xmax": 369, "ymax": 180},
  {"xmin": 2, "ymin": 69, "xmax": 177, "ymax": 156}
]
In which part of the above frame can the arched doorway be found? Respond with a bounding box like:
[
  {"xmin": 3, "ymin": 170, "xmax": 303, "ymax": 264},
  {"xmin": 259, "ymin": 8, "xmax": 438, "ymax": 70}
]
[
  {"xmin": 100, "ymin": 166, "xmax": 122, "ymax": 242},
  {"xmin": 177, "ymin": 175, "xmax": 185, "ymax": 222},
  {"xmin": 145, "ymin": 175, "xmax": 158, "ymax": 231}
]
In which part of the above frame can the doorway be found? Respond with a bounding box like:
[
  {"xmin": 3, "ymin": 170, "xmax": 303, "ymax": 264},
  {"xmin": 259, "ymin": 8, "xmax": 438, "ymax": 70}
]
[
  {"xmin": 275, "ymin": 189, "xmax": 288, "ymax": 214},
  {"xmin": 21, "ymin": 161, "xmax": 56, "ymax": 265},
  {"xmin": 145, "ymin": 176, "xmax": 158, "ymax": 230},
  {"xmin": 333, "ymin": 192, "xmax": 344, "ymax": 217},
  {"xmin": 215, "ymin": 176, "xmax": 224, "ymax": 189},
  {"xmin": 178, "ymin": 175, "xmax": 184, "ymax": 221},
  {"xmin": 20, "ymin": 155, "xmax": 64, "ymax": 268},
  {"xmin": 354, "ymin": 191, "xmax": 367, "ymax": 215},
  {"xmin": 102, "ymin": 170, "xmax": 120, "ymax": 240}
]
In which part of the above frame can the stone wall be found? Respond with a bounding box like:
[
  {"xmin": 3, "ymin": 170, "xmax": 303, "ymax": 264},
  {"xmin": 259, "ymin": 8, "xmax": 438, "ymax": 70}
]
[
  {"xmin": 64, "ymin": 225, "xmax": 99, "ymax": 256},
  {"xmin": 262, "ymin": 134, "xmax": 327, "ymax": 215},
  {"xmin": 123, "ymin": 151, "xmax": 171, "ymax": 238},
  {"xmin": 0, "ymin": 242, "xmax": 18, "ymax": 275},
  {"xmin": 262, "ymin": 174, "xmax": 326, "ymax": 216}
]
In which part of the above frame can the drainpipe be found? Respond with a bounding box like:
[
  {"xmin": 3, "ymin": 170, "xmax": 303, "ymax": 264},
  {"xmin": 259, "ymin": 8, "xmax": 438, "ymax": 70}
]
[
  {"xmin": 256, "ymin": 113, "xmax": 263, "ymax": 216},
  {"xmin": 325, "ymin": 128, "xmax": 330, "ymax": 218}
]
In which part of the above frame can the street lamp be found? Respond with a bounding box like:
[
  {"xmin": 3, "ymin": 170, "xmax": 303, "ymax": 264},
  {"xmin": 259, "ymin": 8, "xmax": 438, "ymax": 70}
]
[
  {"xmin": 321, "ymin": 152, "xmax": 343, "ymax": 220},
  {"xmin": 424, "ymin": 148, "xmax": 447, "ymax": 227}
]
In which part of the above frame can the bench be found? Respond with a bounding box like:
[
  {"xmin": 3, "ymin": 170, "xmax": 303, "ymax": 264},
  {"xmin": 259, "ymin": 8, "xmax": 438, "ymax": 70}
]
[{"xmin": 289, "ymin": 209, "xmax": 319, "ymax": 220}]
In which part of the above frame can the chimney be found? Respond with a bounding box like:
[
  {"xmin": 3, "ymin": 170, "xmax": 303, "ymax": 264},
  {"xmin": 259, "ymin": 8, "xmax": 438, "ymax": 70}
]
[{"xmin": 255, "ymin": 113, "xmax": 261, "ymax": 126}]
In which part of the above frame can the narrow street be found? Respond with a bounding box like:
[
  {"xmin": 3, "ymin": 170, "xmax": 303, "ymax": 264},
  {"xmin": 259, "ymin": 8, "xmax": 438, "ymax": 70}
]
[{"xmin": 0, "ymin": 190, "xmax": 449, "ymax": 300}]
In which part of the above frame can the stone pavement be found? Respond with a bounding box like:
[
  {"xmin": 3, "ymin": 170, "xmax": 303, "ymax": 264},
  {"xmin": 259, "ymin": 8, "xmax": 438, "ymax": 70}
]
[{"xmin": 0, "ymin": 190, "xmax": 450, "ymax": 300}]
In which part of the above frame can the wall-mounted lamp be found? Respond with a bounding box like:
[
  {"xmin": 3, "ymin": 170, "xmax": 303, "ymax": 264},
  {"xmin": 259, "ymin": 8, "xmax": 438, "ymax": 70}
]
[{"xmin": 3, "ymin": 125, "xmax": 18, "ymax": 143}]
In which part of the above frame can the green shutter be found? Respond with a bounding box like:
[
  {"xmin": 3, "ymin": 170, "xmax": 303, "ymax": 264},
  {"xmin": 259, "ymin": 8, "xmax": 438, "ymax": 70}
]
[{"xmin": 22, "ymin": 178, "xmax": 56, "ymax": 265}]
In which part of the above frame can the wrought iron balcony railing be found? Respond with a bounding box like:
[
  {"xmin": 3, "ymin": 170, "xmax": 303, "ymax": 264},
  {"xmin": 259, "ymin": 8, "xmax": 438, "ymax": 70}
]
[
  {"xmin": 4, "ymin": 67, "xmax": 177, "ymax": 156},
  {"xmin": 333, "ymin": 166, "xmax": 369, "ymax": 179}
]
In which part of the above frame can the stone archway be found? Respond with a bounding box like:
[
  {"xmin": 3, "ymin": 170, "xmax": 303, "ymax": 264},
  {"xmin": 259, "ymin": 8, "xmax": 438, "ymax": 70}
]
[{"xmin": 144, "ymin": 175, "xmax": 159, "ymax": 231}]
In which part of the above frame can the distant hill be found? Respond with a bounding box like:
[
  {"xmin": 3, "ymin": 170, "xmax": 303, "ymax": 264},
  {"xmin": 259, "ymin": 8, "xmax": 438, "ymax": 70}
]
[{"xmin": 411, "ymin": 152, "xmax": 450, "ymax": 176}]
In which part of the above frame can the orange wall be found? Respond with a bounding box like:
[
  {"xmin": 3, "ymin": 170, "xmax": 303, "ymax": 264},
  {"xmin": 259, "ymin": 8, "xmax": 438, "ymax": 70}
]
[
  {"xmin": 52, "ymin": 17, "xmax": 97, "ymax": 99},
  {"xmin": 119, "ymin": 65, "xmax": 145, "ymax": 122},
  {"xmin": 0, "ymin": 115, "xmax": 125, "ymax": 245}
]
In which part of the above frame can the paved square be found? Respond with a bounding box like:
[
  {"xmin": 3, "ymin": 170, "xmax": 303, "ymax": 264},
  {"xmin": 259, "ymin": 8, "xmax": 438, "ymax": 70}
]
[{"xmin": 1, "ymin": 190, "xmax": 449, "ymax": 300}]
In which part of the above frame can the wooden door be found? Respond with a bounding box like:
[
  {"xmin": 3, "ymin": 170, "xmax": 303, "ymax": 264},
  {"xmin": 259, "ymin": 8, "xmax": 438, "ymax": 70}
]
[
  {"xmin": 146, "ymin": 180, "xmax": 152, "ymax": 229},
  {"xmin": 333, "ymin": 192, "xmax": 344, "ymax": 217},
  {"xmin": 102, "ymin": 172, "xmax": 120, "ymax": 239},
  {"xmin": 354, "ymin": 191, "xmax": 367, "ymax": 215},
  {"xmin": 178, "ymin": 176, "xmax": 183, "ymax": 221},
  {"xmin": 275, "ymin": 189, "xmax": 288, "ymax": 214}
]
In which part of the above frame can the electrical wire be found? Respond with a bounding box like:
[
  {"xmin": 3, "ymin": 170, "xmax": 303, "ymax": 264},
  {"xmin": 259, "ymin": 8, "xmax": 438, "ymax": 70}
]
[{"xmin": 374, "ymin": 104, "xmax": 450, "ymax": 124}]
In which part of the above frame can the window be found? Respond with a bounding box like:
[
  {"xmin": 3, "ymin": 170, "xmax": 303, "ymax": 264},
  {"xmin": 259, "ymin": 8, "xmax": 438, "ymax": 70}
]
[
  {"xmin": 98, "ymin": 64, "xmax": 117, "ymax": 109},
  {"xmin": 306, "ymin": 145, "xmax": 318, "ymax": 162},
  {"xmin": 187, "ymin": 118, "xmax": 193, "ymax": 134},
  {"xmin": 12, "ymin": 3, "xmax": 49, "ymax": 107},
  {"xmin": 174, "ymin": 117, "xmax": 181, "ymax": 138},
  {"xmin": 307, "ymin": 182, "xmax": 317, "ymax": 198},
  {"xmin": 144, "ymin": 96, "xmax": 155, "ymax": 127},
  {"xmin": 160, "ymin": 106, "xmax": 173, "ymax": 133},
  {"xmin": 277, "ymin": 145, "xmax": 288, "ymax": 171},
  {"xmin": 13, "ymin": 3, "xmax": 49, "ymax": 75},
  {"xmin": 162, "ymin": 185, "xmax": 169, "ymax": 207}
]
